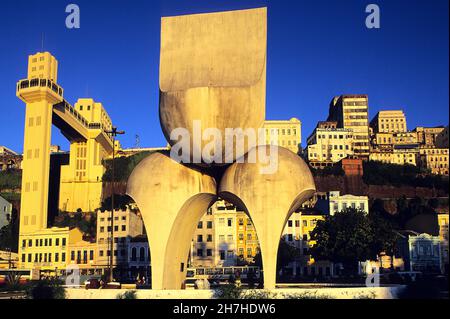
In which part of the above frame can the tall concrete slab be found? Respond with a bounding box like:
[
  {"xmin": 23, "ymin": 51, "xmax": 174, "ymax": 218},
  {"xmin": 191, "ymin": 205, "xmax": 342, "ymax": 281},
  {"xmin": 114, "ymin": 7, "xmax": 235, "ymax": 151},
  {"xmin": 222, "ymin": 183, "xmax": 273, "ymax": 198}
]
[{"xmin": 159, "ymin": 8, "xmax": 267, "ymax": 164}]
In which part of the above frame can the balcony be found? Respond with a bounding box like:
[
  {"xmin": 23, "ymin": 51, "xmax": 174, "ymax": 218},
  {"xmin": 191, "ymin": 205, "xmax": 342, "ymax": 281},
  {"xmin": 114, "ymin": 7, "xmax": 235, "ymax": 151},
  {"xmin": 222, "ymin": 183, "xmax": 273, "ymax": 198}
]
[{"xmin": 16, "ymin": 78, "xmax": 64, "ymax": 104}]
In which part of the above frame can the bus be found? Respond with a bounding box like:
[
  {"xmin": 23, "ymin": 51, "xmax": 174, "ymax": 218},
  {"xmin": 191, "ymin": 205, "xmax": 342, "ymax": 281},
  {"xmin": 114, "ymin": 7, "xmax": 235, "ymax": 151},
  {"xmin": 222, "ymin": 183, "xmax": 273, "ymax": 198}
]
[{"xmin": 186, "ymin": 266, "xmax": 260, "ymax": 285}]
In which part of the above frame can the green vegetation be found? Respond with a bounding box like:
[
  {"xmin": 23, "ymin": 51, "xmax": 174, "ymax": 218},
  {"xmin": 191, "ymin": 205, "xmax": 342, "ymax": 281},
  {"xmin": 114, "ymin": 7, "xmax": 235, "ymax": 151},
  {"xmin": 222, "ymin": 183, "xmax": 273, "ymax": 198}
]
[
  {"xmin": 311, "ymin": 165, "xmax": 344, "ymax": 177},
  {"xmin": 25, "ymin": 279, "xmax": 66, "ymax": 299},
  {"xmin": 53, "ymin": 211, "xmax": 97, "ymax": 239},
  {"xmin": 0, "ymin": 169, "xmax": 21, "ymax": 190},
  {"xmin": 363, "ymin": 161, "xmax": 448, "ymax": 191},
  {"xmin": 102, "ymin": 151, "xmax": 153, "ymax": 182},
  {"xmin": 100, "ymin": 194, "xmax": 135, "ymax": 212},
  {"xmin": 116, "ymin": 290, "xmax": 138, "ymax": 299},
  {"xmin": 311, "ymin": 208, "xmax": 398, "ymax": 275}
]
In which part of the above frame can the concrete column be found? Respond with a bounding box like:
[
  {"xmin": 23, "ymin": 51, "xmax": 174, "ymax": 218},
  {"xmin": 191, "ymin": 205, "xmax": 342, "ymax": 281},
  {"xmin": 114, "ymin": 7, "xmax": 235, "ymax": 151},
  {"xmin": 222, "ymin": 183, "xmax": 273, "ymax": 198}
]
[
  {"xmin": 127, "ymin": 152, "xmax": 216, "ymax": 290},
  {"xmin": 220, "ymin": 146, "xmax": 316, "ymax": 289}
]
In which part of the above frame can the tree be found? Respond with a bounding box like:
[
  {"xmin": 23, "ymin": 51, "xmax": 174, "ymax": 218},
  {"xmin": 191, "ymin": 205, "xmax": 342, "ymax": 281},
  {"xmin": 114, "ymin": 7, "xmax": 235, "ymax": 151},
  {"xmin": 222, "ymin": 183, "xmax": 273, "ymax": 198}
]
[
  {"xmin": 277, "ymin": 239, "xmax": 301, "ymax": 273},
  {"xmin": 310, "ymin": 208, "xmax": 376, "ymax": 275},
  {"xmin": 369, "ymin": 212, "xmax": 399, "ymax": 269}
]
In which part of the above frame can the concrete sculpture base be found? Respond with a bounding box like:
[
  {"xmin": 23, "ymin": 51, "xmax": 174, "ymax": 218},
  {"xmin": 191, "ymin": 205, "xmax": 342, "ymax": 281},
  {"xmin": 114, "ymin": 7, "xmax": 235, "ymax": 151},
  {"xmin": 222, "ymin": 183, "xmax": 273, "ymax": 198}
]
[
  {"xmin": 127, "ymin": 152, "xmax": 217, "ymax": 290},
  {"xmin": 219, "ymin": 146, "xmax": 316, "ymax": 289}
]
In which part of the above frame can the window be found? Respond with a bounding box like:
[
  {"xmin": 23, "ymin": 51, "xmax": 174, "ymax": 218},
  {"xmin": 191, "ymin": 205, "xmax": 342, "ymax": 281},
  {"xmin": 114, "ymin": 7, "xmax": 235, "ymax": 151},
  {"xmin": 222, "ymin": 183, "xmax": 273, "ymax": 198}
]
[
  {"xmin": 207, "ymin": 249, "xmax": 212, "ymax": 257},
  {"xmin": 288, "ymin": 220, "xmax": 293, "ymax": 227},
  {"xmin": 55, "ymin": 238, "xmax": 59, "ymax": 246},
  {"xmin": 207, "ymin": 234, "xmax": 213, "ymax": 242},
  {"xmin": 197, "ymin": 235, "xmax": 203, "ymax": 243},
  {"xmin": 62, "ymin": 238, "xmax": 66, "ymax": 246},
  {"xmin": 71, "ymin": 251, "xmax": 75, "ymax": 261},
  {"xmin": 197, "ymin": 249, "xmax": 203, "ymax": 257},
  {"xmin": 140, "ymin": 247, "xmax": 145, "ymax": 261},
  {"xmin": 227, "ymin": 235, "xmax": 233, "ymax": 242},
  {"xmin": 122, "ymin": 225, "xmax": 126, "ymax": 231},
  {"xmin": 207, "ymin": 221, "xmax": 213, "ymax": 229},
  {"xmin": 220, "ymin": 250, "xmax": 225, "ymax": 260},
  {"xmin": 90, "ymin": 250, "xmax": 94, "ymax": 260},
  {"xmin": 227, "ymin": 219, "xmax": 233, "ymax": 227},
  {"xmin": 287, "ymin": 234, "xmax": 293, "ymax": 242},
  {"xmin": 62, "ymin": 253, "xmax": 66, "ymax": 262},
  {"xmin": 197, "ymin": 221, "xmax": 203, "ymax": 229}
]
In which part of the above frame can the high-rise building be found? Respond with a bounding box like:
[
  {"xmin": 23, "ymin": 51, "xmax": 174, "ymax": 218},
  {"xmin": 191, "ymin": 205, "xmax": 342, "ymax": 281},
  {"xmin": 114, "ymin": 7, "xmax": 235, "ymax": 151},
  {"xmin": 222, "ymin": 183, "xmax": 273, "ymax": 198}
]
[
  {"xmin": 59, "ymin": 98, "xmax": 114, "ymax": 213},
  {"xmin": 370, "ymin": 110, "xmax": 407, "ymax": 134},
  {"xmin": 16, "ymin": 52, "xmax": 116, "ymax": 271},
  {"xmin": 306, "ymin": 121, "xmax": 354, "ymax": 168},
  {"xmin": 263, "ymin": 118, "xmax": 302, "ymax": 154},
  {"xmin": 327, "ymin": 95, "xmax": 370, "ymax": 159}
]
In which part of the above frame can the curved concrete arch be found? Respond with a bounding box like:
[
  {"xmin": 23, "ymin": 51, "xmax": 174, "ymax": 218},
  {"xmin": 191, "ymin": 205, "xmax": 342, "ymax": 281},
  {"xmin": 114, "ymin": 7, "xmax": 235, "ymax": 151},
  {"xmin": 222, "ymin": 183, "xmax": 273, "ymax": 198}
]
[
  {"xmin": 126, "ymin": 152, "xmax": 217, "ymax": 290},
  {"xmin": 219, "ymin": 146, "xmax": 316, "ymax": 289}
]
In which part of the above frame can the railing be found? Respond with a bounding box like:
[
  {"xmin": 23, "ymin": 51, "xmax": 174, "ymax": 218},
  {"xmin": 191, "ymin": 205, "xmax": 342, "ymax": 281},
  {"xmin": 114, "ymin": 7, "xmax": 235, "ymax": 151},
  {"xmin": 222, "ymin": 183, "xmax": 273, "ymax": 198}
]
[
  {"xmin": 17, "ymin": 78, "xmax": 63, "ymax": 97},
  {"xmin": 54, "ymin": 100, "xmax": 89, "ymax": 128}
]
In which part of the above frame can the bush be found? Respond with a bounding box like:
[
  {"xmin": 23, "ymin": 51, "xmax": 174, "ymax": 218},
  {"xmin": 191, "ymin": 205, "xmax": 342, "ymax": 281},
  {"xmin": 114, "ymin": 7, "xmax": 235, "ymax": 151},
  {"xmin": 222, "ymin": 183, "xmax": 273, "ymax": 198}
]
[
  {"xmin": 214, "ymin": 284, "xmax": 243, "ymax": 299},
  {"xmin": 0, "ymin": 169, "xmax": 22, "ymax": 190},
  {"xmin": 116, "ymin": 290, "xmax": 138, "ymax": 299},
  {"xmin": 26, "ymin": 279, "xmax": 66, "ymax": 299}
]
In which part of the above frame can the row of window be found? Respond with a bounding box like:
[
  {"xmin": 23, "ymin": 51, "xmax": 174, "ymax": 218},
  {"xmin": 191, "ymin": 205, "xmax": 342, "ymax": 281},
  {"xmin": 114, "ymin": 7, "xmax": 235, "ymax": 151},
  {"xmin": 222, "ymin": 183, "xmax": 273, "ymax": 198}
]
[
  {"xmin": 22, "ymin": 252, "xmax": 66, "ymax": 263},
  {"xmin": 22, "ymin": 237, "xmax": 66, "ymax": 248},
  {"xmin": 99, "ymin": 225, "xmax": 127, "ymax": 232}
]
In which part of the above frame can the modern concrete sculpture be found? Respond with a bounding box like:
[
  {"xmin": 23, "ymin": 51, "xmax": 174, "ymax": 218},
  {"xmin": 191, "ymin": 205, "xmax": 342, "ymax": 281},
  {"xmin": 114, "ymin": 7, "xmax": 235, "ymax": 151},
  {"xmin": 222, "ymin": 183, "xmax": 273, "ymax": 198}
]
[
  {"xmin": 159, "ymin": 8, "xmax": 266, "ymax": 163},
  {"xmin": 219, "ymin": 146, "xmax": 316, "ymax": 289},
  {"xmin": 127, "ymin": 152, "xmax": 217, "ymax": 290},
  {"xmin": 127, "ymin": 7, "xmax": 316, "ymax": 291}
]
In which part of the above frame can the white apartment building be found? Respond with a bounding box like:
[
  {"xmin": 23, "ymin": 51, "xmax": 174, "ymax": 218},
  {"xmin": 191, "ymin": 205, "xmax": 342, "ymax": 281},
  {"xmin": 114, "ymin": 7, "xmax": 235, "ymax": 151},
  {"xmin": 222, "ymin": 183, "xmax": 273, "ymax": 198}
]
[
  {"xmin": 307, "ymin": 121, "xmax": 354, "ymax": 168},
  {"xmin": 96, "ymin": 207, "xmax": 144, "ymax": 269},
  {"xmin": 328, "ymin": 191, "xmax": 369, "ymax": 215},
  {"xmin": 0, "ymin": 195, "xmax": 12, "ymax": 229},
  {"xmin": 263, "ymin": 118, "xmax": 302, "ymax": 154}
]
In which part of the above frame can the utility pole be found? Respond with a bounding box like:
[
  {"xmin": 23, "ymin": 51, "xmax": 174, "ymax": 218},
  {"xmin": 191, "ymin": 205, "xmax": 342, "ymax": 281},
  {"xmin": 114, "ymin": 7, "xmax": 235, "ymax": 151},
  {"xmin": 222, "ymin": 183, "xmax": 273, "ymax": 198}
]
[{"xmin": 105, "ymin": 126, "xmax": 125, "ymax": 283}]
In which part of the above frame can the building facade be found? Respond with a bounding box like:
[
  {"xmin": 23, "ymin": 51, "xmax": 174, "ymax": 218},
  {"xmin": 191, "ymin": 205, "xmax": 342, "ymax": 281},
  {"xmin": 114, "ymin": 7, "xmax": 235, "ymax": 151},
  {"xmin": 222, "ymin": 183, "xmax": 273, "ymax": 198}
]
[
  {"xmin": 95, "ymin": 207, "xmax": 145, "ymax": 273},
  {"xmin": 327, "ymin": 95, "xmax": 370, "ymax": 159},
  {"xmin": 398, "ymin": 232, "xmax": 442, "ymax": 274},
  {"xmin": 263, "ymin": 118, "xmax": 302, "ymax": 154},
  {"xmin": 306, "ymin": 121, "xmax": 354, "ymax": 168},
  {"xmin": 418, "ymin": 148, "xmax": 449, "ymax": 175},
  {"xmin": 438, "ymin": 213, "xmax": 449, "ymax": 273},
  {"xmin": 327, "ymin": 191, "xmax": 369, "ymax": 215},
  {"xmin": 370, "ymin": 110, "xmax": 407, "ymax": 134},
  {"xmin": 0, "ymin": 195, "xmax": 12, "ymax": 229},
  {"xmin": 59, "ymin": 98, "xmax": 114, "ymax": 213},
  {"xmin": 414, "ymin": 126, "xmax": 446, "ymax": 147}
]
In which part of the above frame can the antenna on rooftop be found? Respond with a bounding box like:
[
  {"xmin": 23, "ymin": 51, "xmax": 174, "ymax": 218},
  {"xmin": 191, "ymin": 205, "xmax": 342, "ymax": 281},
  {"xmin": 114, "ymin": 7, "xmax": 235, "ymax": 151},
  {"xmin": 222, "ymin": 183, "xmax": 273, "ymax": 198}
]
[{"xmin": 135, "ymin": 134, "xmax": 141, "ymax": 149}]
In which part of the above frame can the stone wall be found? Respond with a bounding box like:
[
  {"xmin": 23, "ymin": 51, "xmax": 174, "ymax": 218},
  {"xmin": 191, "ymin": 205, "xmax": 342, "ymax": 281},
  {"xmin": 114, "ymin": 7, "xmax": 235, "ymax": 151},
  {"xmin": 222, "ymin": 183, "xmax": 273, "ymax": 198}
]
[{"xmin": 66, "ymin": 286, "xmax": 406, "ymax": 300}]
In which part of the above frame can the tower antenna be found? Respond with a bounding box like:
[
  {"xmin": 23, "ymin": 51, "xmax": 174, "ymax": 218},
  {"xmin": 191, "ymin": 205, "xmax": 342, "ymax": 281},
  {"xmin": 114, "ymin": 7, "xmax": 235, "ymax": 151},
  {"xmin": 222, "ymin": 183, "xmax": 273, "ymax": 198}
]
[{"xmin": 41, "ymin": 33, "xmax": 45, "ymax": 52}]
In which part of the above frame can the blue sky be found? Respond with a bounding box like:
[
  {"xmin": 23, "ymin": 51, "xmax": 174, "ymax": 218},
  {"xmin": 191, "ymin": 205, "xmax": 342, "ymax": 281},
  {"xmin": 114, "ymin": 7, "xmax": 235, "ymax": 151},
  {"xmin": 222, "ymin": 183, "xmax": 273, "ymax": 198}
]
[{"xmin": 0, "ymin": 0, "xmax": 448, "ymax": 152}]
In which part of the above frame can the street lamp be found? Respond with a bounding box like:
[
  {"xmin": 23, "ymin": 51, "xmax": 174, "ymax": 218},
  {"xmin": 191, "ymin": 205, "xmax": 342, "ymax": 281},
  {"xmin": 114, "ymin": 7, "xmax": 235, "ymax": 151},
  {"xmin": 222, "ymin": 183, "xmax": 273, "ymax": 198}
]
[{"xmin": 105, "ymin": 126, "xmax": 125, "ymax": 283}]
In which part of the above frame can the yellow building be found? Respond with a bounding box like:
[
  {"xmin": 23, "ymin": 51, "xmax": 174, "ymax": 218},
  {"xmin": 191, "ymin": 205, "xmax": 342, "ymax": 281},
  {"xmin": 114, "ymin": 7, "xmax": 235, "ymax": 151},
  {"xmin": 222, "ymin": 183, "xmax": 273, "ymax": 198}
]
[
  {"xmin": 419, "ymin": 148, "xmax": 449, "ymax": 175},
  {"xmin": 282, "ymin": 212, "xmax": 333, "ymax": 277},
  {"xmin": 306, "ymin": 121, "xmax": 354, "ymax": 168},
  {"xmin": 263, "ymin": 118, "xmax": 302, "ymax": 154},
  {"xmin": 328, "ymin": 95, "xmax": 370, "ymax": 159},
  {"xmin": 370, "ymin": 147, "xmax": 419, "ymax": 166},
  {"xmin": 236, "ymin": 211, "xmax": 259, "ymax": 264},
  {"xmin": 16, "ymin": 52, "xmax": 117, "ymax": 272},
  {"xmin": 59, "ymin": 98, "xmax": 114, "ymax": 213},
  {"xmin": 16, "ymin": 52, "xmax": 63, "ymax": 236},
  {"xmin": 18, "ymin": 227, "xmax": 72, "ymax": 273},
  {"xmin": 370, "ymin": 110, "xmax": 407, "ymax": 134},
  {"xmin": 438, "ymin": 213, "xmax": 449, "ymax": 272}
]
